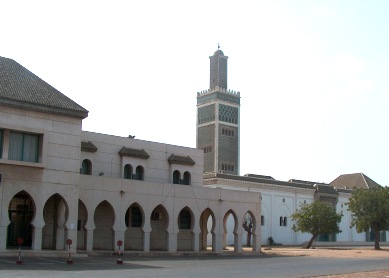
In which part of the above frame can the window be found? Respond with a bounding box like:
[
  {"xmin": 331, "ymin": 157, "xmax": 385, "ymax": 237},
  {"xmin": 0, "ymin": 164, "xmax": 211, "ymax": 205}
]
[
  {"xmin": 131, "ymin": 207, "xmax": 142, "ymax": 227},
  {"xmin": 221, "ymin": 163, "xmax": 235, "ymax": 173},
  {"xmin": 151, "ymin": 211, "xmax": 160, "ymax": 220},
  {"xmin": 280, "ymin": 216, "xmax": 287, "ymax": 226},
  {"xmin": 261, "ymin": 215, "xmax": 264, "ymax": 226},
  {"xmin": 183, "ymin": 171, "xmax": 191, "ymax": 185},
  {"xmin": 179, "ymin": 209, "xmax": 191, "ymax": 229},
  {"xmin": 173, "ymin": 170, "xmax": 180, "ymax": 184},
  {"xmin": 124, "ymin": 164, "xmax": 133, "ymax": 179},
  {"xmin": 221, "ymin": 127, "xmax": 235, "ymax": 137},
  {"xmin": 135, "ymin": 166, "xmax": 144, "ymax": 180},
  {"xmin": 81, "ymin": 159, "xmax": 92, "ymax": 175},
  {"xmin": 203, "ymin": 146, "xmax": 212, "ymax": 153},
  {"xmin": 9, "ymin": 131, "xmax": 40, "ymax": 163}
]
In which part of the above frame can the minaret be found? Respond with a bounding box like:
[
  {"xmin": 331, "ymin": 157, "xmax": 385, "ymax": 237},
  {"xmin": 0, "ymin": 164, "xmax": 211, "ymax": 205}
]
[{"xmin": 196, "ymin": 46, "xmax": 240, "ymax": 175}]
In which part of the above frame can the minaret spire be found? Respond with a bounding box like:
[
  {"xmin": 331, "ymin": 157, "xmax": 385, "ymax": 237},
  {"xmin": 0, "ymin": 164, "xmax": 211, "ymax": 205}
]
[
  {"xmin": 209, "ymin": 46, "xmax": 228, "ymax": 90},
  {"xmin": 197, "ymin": 48, "xmax": 241, "ymax": 175}
]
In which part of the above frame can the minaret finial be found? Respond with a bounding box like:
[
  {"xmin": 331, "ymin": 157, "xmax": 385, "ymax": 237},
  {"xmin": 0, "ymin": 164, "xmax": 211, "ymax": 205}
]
[{"xmin": 218, "ymin": 43, "xmax": 220, "ymax": 50}]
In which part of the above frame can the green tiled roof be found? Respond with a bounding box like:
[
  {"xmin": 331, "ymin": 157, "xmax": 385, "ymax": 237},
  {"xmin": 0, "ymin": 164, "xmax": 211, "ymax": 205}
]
[
  {"xmin": 168, "ymin": 154, "xmax": 195, "ymax": 166},
  {"xmin": 81, "ymin": 141, "xmax": 98, "ymax": 152},
  {"xmin": 0, "ymin": 56, "xmax": 88, "ymax": 118},
  {"xmin": 118, "ymin": 147, "xmax": 150, "ymax": 159}
]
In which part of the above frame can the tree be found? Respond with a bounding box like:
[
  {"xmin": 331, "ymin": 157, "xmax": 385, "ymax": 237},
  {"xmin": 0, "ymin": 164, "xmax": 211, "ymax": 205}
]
[
  {"xmin": 242, "ymin": 214, "xmax": 253, "ymax": 247},
  {"xmin": 347, "ymin": 187, "xmax": 389, "ymax": 250},
  {"xmin": 291, "ymin": 201, "xmax": 342, "ymax": 249}
]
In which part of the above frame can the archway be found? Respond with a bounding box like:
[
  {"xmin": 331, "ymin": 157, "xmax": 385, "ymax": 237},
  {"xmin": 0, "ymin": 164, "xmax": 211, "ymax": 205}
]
[
  {"xmin": 199, "ymin": 208, "xmax": 215, "ymax": 251},
  {"xmin": 177, "ymin": 207, "xmax": 194, "ymax": 251},
  {"xmin": 77, "ymin": 200, "xmax": 88, "ymax": 250},
  {"xmin": 7, "ymin": 191, "xmax": 35, "ymax": 249},
  {"xmin": 242, "ymin": 211, "xmax": 256, "ymax": 251},
  {"xmin": 93, "ymin": 200, "xmax": 115, "ymax": 250},
  {"xmin": 124, "ymin": 203, "xmax": 144, "ymax": 250},
  {"xmin": 42, "ymin": 194, "xmax": 69, "ymax": 250},
  {"xmin": 150, "ymin": 204, "xmax": 168, "ymax": 251},
  {"xmin": 223, "ymin": 210, "xmax": 237, "ymax": 251}
]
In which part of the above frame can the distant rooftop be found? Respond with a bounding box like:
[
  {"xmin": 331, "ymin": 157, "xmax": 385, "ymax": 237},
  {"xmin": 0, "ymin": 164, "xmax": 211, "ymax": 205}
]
[{"xmin": 330, "ymin": 173, "xmax": 381, "ymax": 189}]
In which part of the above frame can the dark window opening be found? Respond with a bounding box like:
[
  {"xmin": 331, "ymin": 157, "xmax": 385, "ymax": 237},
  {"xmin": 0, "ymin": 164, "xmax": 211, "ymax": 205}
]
[
  {"xmin": 81, "ymin": 159, "xmax": 92, "ymax": 175},
  {"xmin": 124, "ymin": 164, "xmax": 133, "ymax": 179},
  {"xmin": 173, "ymin": 170, "xmax": 180, "ymax": 184},
  {"xmin": 135, "ymin": 166, "xmax": 144, "ymax": 180},
  {"xmin": 131, "ymin": 207, "xmax": 142, "ymax": 227},
  {"xmin": 183, "ymin": 171, "xmax": 191, "ymax": 185},
  {"xmin": 179, "ymin": 210, "xmax": 191, "ymax": 229}
]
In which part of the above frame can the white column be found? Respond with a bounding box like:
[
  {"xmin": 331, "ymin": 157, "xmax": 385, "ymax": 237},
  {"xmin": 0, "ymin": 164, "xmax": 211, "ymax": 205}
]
[
  {"xmin": 235, "ymin": 231, "xmax": 242, "ymax": 253},
  {"xmin": 86, "ymin": 229, "xmax": 94, "ymax": 251},
  {"xmin": 0, "ymin": 226, "xmax": 7, "ymax": 251},
  {"xmin": 32, "ymin": 227, "xmax": 43, "ymax": 251},
  {"xmin": 168, "ymin": 233, "xmax": 177, "ymax": 252},
  {"xmin": 143, "ymin": 232, "xmax": 150, "ymax": 252},
  {"xmin": 114, "ymin": 230, "xmax": 125, "ymax": 252},
  {"xmin": 193, "ymin": 231, "xmax": 200, "ymax": 252}
]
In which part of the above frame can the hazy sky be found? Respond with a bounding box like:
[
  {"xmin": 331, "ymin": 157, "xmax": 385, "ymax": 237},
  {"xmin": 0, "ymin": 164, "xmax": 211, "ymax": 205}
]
[{"xmin": 1, "ymin": 1, "xmax": 388, "ymax": 186}]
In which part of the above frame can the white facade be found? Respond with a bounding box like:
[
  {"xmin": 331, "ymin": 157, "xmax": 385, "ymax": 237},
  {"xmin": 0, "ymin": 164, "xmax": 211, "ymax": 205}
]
[
  {"xmin": 204, "ymin": 174, "xmax": 388, "ymax": 247},
  {"xmin": 0, "ymin": 93, "xmax": 261, "ymax": 254}
]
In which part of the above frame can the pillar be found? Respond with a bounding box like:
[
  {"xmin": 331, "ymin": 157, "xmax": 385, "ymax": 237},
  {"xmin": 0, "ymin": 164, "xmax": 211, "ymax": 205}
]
[
  {"xmin": 114, "ymin": 230, "xmax": 125, "ymax": 252},
  {"xmin": 86, "ymin": 229, "xmax": 94, "ymax": 251},
  {"xmin": 32, "ymin": 227, "xmax": 42, "ymax": 251},
  {"xmin": 143, "ymin": 232, "xmax": 150, "ymax": 252},
  {"xmin": 168, "ymin": 232, "xmax": 177, "ymax": 252},
  {"xmin": 193, "ymin": 231, "xmax": 200, "ymax": 252},
  {"xmin": 0, "ymin": 226, "xmax": 7, "ymax": 251}
]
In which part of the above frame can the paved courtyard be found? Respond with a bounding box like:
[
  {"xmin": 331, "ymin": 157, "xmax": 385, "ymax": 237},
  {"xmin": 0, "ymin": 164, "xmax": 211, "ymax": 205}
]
[{"xmin": 0, "ymin": 247, "xmax": 389, "ymax": 278}]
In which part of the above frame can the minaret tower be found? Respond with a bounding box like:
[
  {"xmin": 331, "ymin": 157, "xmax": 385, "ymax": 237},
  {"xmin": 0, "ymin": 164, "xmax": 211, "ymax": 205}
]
[{"xmin": 196, "ymin": 46, "xmax": 240, "ymax": 175}]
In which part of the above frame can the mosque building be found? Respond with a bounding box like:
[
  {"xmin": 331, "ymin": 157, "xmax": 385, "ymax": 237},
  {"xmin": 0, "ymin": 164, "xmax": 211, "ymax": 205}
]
[{"xmin": 0, "ymin": 46, "xmax": 386, "ymax": 255}]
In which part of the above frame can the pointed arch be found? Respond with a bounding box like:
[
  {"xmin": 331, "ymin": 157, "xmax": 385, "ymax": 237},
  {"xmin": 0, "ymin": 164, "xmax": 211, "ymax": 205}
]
[
  {"xmin": 124, "ymin": 202, "xmax": 144, "ymax": 250},
  {"xmin": 199, "ymin": 208, "xmax": 216, "ymax": 251},
  {"xmin": 177, "ymin": 206, "xmax": 194, "ymax": 251},
  {"xmin": 77, "ymin": 199, "xmax": 88, "ymax": 250},
  {"xmin": 242, "ymin": 210, "xmax": 256, "ymax": 251},
  {"xmin": 150, "ymin": 204, "xmax": 169, "ymax": 251},
  {"xmin": 93, "ymin": 200, "xmax": 115, "ymax": 250},
  {"xmin": 7, "ymin": 190, "xmax": 35, "ymax": 248},
  {"xmin": 223, "ymin": 209, "xmax": 238, "ymax": 251},
  {"xmin": 42, "ymin": 193, "xmax": 69, "ymax": 250}
]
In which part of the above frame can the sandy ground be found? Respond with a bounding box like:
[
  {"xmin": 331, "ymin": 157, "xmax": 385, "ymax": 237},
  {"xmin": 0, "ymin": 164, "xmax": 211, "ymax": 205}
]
[{"xmin": 261, "ymin": 246, "xmax": 389, "ymax": 277}]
